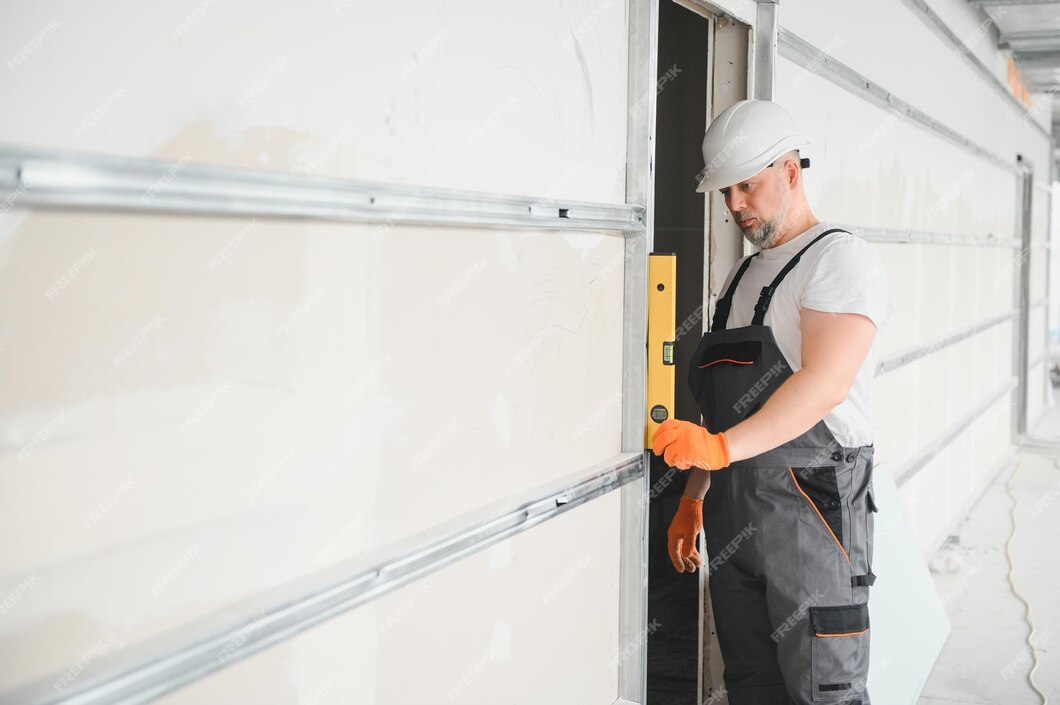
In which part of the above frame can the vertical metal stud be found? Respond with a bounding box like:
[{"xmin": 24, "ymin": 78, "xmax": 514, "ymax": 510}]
[
  {"xmin": 1041, "ymin": 138, "xmax": 1057, "ymax": 428},
  {"xmin": 752, "ymin": 0, "xmax": 779, "ymax": 101},
  {"xmin": 619, "ymin": 0, "xmax": 658, "ymax": 700},
  {"xmin": 1013, "ymin": 155, "xmax": 1034, "ymax": 439}
]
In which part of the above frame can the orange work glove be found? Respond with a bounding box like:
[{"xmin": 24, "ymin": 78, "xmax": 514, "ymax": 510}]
[
  {"xmin": 651, "ymin": 419, "xmax": 731, "ymax": 471},
  {"xmin": 668, "ymin": 495, "xmax": 704, "ymax": 573}
]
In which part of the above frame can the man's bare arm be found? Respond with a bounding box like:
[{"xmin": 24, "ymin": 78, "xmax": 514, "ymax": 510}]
[{"xmin": 682, "ymin": 308, "xmax": 877, "ymax": 497}]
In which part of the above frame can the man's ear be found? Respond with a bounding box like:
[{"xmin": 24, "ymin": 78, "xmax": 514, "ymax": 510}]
[{"xmin": 781, "ymin": 161, "xmax": 797, "ymax": 189}]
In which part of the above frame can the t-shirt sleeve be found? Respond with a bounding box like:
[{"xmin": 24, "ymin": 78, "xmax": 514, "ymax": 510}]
[{"xmin": 799, "ymin": 236, "xmax": 895, "ymax": 331}]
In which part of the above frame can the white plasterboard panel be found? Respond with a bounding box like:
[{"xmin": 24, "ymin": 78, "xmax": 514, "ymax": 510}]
[
  {"xmin": 0, "ymin": 0, "xmax": 630, "ymax": 205},
  {"xmin": 923, "ymin": 0, "xmax": 1011, "ymax": 96},
  {"xmin": 149, "ymin": 491, "xmax": 622, "ymax": 705},
  {"xmin": 775, "ymin": 57, "xmax": 1016, "ymax": 240},
  {"xmin": 1031, "ymin": 306, "xmax": 1047, "ymax": 358},
  {"xmin": 900, "ymin": 398, "xmax": 1012, "ymax": 559},
  {"xmin": 0, "ymin": 209, "xmax": 626, "ymax": 692}
]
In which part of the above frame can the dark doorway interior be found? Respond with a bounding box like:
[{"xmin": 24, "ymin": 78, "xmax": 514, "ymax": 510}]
[{"xmin": 647, "ymin": 2, "xmax": 710, "ymax": 704}]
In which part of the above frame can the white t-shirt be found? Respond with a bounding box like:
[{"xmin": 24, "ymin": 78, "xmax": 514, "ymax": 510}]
[{"xmin": 716, "ymin": 222, "xmax": 895, "ymax": 447}]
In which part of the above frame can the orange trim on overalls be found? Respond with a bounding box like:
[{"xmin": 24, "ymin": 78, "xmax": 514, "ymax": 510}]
[
  {"xmin": 698, "ymin": 358, "xmax": 754, "ymax": 369},
  {"xmin": 788, "ymin": 467, "xmax": 850, "ymax": 564},
  {"xmin": 814, "ymin": 628, "xmax": 870, "ymax": 638}
]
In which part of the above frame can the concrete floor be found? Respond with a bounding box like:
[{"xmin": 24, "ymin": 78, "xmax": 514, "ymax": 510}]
[{"xmin": 917, "ymin": 409, "xmax": 1060, "ymax": 704}]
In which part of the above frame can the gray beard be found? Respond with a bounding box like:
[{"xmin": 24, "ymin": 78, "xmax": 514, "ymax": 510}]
[
  {"xmin": 743, "ymin": 189, "xmax": 791, "ymax": 249},
  {"xmin": 744, "ymin": 218, "xmax": 781, "ymax": 249}
]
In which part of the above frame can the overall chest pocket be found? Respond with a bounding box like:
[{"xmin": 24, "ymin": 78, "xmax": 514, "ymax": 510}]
[
  {"xmin": 695, "ymin": 340, "xmax": 762, "ymax": 369},
  {"xmin": 689, "ymin": 339, "xmax": 765, "ymax": 432}
]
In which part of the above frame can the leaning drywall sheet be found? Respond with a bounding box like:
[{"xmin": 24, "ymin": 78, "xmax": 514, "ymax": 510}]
[{"xmin": 867, "ymin": 461, "xmax": 950, "ymax": 705}]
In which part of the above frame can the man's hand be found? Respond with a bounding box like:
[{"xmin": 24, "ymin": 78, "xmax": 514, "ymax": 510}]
[
  {"xmin": 668, "ymin": 495, "xmax": 704, "ymax": 573},
  {"xmin": 651, "ymin": 419, "xmax": 730, "ymax": 471}
]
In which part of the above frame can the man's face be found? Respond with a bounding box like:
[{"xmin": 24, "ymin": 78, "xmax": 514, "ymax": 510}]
[{"xmin": 719, "ymin": 164, "xmax": 791, "ymax": 249}]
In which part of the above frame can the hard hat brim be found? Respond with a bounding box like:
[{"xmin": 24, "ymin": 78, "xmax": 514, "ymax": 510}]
[{"xmin": 695, "ymin": 139, "xmax": 810, "ymax": 194}]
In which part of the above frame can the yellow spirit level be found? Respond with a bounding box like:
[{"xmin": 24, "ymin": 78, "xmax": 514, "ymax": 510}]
[{"xmin": 646, "ymin": 253, "xmax": 676, "ymax": 448}]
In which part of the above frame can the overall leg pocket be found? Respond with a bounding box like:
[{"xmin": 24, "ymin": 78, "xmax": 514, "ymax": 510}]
[{"xmin": 808, "ymin": 603, "xmax": 870, "ymax": 702}]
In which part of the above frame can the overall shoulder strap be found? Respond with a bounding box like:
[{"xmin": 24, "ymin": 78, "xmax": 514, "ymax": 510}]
[
  {"xmin": 750, "ymin": 228, "xmax": 850, "ymax": 326},
  {"xmin": 710, "ymin": 253, "xmax": 759, "ymax": 331}
]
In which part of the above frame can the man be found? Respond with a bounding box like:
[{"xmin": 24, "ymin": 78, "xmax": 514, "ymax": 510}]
[{"xmin": 651, "ymin": 100, "xmax": 895, "ymax": 705}]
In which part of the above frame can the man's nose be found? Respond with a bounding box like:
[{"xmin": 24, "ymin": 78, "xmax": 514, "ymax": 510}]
[{"xmin": 726, "ymin": 190, "xmax": 746, "ymax": 212}]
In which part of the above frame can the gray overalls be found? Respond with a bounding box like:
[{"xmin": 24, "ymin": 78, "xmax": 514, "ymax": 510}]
[{"xmin": 688, "ymin": 229, "xmax": 878, "ymax": 705}]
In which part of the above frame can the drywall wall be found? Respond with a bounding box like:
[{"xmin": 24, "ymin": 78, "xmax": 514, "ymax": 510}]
[{"xmin": 0, "ymin": 0, "xmax": 633, "ymax": 701}]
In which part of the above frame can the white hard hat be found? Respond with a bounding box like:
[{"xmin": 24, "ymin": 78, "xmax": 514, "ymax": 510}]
[{"xmin": 695, "ymin": 99, "xmax": 810, "ymax": 193}]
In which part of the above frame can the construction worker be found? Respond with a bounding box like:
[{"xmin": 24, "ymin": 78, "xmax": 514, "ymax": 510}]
[{"xmin": 651, "ymin": 99, "xmax": 895, "ymax": 705}]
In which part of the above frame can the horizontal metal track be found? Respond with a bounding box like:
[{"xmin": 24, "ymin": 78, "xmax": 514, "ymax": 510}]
[
  {"xmin": 778, "ymin": 29, "xmax": 1015, "ymax": 174},
  {"xmin": 876, "ymin": 309, "xmax": 1017, "ymax": 375},
  {"xmin": 895, "ymin": 376, "xmax": 1018, "ymax": 488},
  {"xmin": 0, "ymin": 146, "xmax": 645, "ymax": 235},
  {"xmin": 5, "ymin": 452, "xmax": 644, "ymax": 705},
  {"xmin": 1020, "ymin": 437, "xmax": 1060, "ymax": 453},
  {"xmin": 849, "ymin": 224, "xmax": 1020, "ymax": 248}
]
